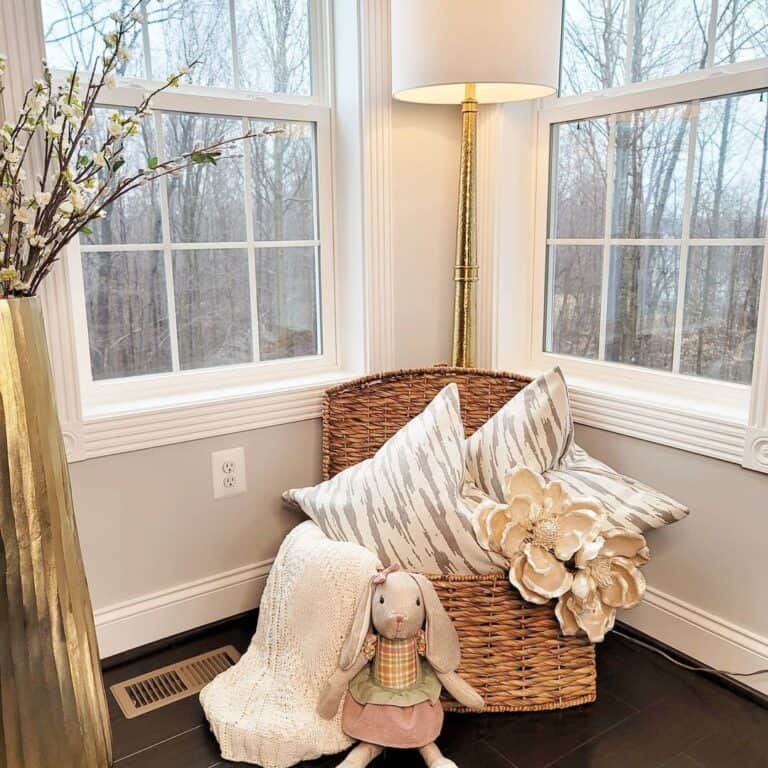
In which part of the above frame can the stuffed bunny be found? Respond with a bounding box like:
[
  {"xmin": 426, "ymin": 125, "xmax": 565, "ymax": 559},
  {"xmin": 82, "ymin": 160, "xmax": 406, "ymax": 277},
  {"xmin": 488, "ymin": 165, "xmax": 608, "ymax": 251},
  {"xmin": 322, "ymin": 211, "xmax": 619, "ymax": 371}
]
[{"xmin": 317, "ymin": 563, "xmax": 484, "ymax": 768}]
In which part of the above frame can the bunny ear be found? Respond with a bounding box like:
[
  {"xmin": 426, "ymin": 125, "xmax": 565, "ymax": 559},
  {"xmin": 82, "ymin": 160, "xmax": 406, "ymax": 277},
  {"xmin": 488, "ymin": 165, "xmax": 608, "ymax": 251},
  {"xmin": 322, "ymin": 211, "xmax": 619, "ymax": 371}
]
[
  {"xmin": 339, "ymin": 578, "xmax": 374, "ymax": 670},
  {"xmin": 412, "ymin": 574, "xmax": 460, "ymax": 673}
]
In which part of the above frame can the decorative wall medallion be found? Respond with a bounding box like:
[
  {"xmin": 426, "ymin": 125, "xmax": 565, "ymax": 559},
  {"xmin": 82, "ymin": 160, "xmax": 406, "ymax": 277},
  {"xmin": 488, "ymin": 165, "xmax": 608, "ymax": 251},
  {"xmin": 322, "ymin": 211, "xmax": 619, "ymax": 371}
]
[{"xmin": 742, "ymin": 428, "xmax": 768, "ymax": 472}]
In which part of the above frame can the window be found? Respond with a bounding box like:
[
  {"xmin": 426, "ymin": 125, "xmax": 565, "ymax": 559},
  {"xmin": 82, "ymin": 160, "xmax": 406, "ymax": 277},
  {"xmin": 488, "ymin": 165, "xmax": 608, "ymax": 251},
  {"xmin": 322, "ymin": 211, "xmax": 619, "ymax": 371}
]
[
  {"xmin": 541, "ymin": 0, "xmax": 767, "ymax": 391},
  {"xmin": 547, "ymin": 90, "xmax": 767, "ymax": 384},
  {"xmin": 40, "ymin": 0, "xmax": 334, "ymax": 400}
]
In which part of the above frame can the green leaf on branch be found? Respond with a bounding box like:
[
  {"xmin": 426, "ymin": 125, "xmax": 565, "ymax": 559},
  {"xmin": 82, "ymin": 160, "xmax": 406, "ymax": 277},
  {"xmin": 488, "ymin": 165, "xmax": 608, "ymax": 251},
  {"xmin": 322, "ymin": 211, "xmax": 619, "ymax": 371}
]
[
  {"xmin": 78, "ymin": 154, "xmax": 90, "ymax": 167},
  {"xmin": 190, "ymin": 151, "xmax": 221, "ymax": 166},
  {"xmin": 79, "ymin": 225, "xmax": 93, "ymax": 235},
  {"xmin": 147, "ymin": 156, "xmax": 158, "ymax": 169},
  {"xmin": 111, "ymin": 158, "xmax": 125, "ymax": 173}
]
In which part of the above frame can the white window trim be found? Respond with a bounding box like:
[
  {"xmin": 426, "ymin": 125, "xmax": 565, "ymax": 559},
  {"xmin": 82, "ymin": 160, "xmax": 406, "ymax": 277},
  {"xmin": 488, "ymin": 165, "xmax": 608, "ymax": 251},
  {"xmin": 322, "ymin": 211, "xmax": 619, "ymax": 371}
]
[
  {"xmin": 1, "ymin": 0, "xmax": 395, "ymax": 461},
  {"xmin": 477, "ymin": 57, "xmax": 768, "ymax": 471},
  {"xmin": 66, "ymin": 93, "xmax": 338, "ymax": 414}
]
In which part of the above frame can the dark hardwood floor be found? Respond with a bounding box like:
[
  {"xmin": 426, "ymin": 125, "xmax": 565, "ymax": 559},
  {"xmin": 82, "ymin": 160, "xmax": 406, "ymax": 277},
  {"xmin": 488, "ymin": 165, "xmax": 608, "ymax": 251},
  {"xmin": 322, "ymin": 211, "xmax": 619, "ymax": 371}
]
[{"xmin": 103, "ymin": 614, "xmax": 768, "ymax": 768}]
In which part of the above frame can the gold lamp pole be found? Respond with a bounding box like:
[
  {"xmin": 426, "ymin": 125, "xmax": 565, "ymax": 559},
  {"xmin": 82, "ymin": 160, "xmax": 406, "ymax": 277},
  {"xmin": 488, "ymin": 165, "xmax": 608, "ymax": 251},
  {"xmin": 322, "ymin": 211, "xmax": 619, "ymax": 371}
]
[
  {"xmin": 451, "ymin": 83, "xmax": 478, "ymax": 368},
  {"xmin": 390, "ymin": 0, "xmax": 562, "ymax": 369}
]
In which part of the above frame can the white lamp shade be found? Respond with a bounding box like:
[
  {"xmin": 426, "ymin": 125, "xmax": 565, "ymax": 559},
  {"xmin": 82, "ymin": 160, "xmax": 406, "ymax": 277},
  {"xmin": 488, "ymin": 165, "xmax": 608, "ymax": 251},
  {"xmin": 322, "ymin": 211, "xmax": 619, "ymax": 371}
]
[{"xmin": 391, "ymin": 0, "xmax": 563, "ymax": 104}]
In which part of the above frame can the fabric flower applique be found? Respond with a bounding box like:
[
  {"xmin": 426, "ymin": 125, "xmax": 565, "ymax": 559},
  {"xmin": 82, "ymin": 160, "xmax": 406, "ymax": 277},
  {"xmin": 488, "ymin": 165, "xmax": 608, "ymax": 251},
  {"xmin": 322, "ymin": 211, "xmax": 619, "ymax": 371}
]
[
  {"xmin": 473, "ymin": 467, "xmax": 605, "ymax": 604},
  {"xmin": 555, "ymin": 529, "xmax": 649, "ymax": 642}
]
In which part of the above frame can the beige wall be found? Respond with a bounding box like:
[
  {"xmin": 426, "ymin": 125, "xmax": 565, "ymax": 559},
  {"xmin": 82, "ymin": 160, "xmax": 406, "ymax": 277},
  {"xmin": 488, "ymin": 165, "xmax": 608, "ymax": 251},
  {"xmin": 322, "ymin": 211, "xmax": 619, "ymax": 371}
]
[
  {"xmin": 70, "ymin": 421, "xmax": 315, "ymax": 609},
  {"xmin": 576, "ymin": 426, "xmax": 768, "ymax": 639},
  {"xmin": 391, "ymin": 100, "xmax": 458, "ymax": 368}
]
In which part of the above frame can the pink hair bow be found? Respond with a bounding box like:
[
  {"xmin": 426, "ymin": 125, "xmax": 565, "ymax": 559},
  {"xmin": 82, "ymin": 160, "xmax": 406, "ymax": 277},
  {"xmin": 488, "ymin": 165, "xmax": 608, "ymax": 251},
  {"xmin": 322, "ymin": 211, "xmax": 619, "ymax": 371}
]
[{"xmin": 373, "ymin": 562, "xmax": 401, "ymax": 584}]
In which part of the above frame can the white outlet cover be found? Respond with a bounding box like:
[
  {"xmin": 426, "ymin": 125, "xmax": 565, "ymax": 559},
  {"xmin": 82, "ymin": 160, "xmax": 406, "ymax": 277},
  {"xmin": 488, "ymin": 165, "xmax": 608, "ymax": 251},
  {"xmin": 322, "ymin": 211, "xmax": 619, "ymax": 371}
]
[{"xmin": 211, "ymin": 447, "xmax": 247, "ymax": 499}]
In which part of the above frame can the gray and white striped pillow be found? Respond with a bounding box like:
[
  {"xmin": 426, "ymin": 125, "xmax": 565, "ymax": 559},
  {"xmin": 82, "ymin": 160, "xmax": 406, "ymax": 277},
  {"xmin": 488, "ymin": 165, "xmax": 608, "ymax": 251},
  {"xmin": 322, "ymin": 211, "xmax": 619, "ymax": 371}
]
[
  {"xmin": 466, "ymin": 367, "xmax": 688, "ymax": 533},
  {"xmin": 465, "ymin": 367, "xmax": 573, "ymax": 500},
  {"xmin": 284, "ymin": 383, "xmax": 504, "ymax": 575},
  {"xmin": 545, "ymin": 444, "xmax": 688, "ymax": 533}
]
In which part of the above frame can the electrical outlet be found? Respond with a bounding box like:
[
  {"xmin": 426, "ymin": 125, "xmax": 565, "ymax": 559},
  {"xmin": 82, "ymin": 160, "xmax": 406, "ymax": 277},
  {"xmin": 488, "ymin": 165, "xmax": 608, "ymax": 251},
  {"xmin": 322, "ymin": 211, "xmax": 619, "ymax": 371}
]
[{"xmin": 211, "ymin": 447, "xmax": 246, "ymax": 499}]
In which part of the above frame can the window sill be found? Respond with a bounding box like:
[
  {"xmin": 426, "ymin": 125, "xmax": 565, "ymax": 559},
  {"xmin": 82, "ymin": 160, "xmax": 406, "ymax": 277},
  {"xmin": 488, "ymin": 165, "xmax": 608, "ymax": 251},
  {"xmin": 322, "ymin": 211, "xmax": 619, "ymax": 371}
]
[
  {"xmin": 514, "ymin": 363, "xmax": 748, "ymax": 464},
  {"xmin": 62, "ymin": 369, "xmax": 357, "ymax": 462},
  {"xmin": 567, "ymin": 379, "xmax": 747, "ymax": 464}
]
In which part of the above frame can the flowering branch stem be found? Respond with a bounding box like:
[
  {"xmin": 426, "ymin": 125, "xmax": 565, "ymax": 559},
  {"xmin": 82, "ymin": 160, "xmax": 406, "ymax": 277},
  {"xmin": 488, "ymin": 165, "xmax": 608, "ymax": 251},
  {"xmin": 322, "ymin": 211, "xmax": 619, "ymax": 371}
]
[{"xmin": 0, "ymin": 3, "xmax": 278, "ymax": 299}]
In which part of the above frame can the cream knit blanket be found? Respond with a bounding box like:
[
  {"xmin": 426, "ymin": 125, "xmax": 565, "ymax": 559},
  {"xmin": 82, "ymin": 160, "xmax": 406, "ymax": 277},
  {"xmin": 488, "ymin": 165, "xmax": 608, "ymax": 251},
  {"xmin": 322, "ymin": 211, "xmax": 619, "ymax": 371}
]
[{"xmin": 200, "ymin": 521, "xmax": 379, "ymax": 767}]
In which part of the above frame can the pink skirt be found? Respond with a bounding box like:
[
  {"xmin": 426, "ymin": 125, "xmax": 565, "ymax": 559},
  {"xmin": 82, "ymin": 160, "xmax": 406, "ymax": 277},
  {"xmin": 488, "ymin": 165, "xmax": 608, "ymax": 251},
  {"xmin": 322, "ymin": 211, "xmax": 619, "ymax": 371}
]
[{"xmin": 341, "ymin": 693, "xmax": 444, "ymax": 749}]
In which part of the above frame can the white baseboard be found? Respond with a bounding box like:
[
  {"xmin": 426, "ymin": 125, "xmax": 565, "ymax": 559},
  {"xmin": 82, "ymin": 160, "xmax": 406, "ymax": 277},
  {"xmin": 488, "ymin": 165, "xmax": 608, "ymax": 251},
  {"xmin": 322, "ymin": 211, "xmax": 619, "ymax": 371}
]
[
  {"xmin": 94, "ymin": 559, "xmax": 274, "ymax": 659},
  {"xmin": 93, "ymin": 563, "xmax": 768, "ymax": 699},
  {"xmin": 620, "ymin": 585, "xmax": 768, "ymax": 696}
]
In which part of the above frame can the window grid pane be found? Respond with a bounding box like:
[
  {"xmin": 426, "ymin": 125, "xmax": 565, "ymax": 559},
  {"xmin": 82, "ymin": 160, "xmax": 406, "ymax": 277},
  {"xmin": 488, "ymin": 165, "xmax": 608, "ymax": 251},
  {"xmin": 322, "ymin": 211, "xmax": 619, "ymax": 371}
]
[
  {"xmin": 42, "ymin": 0, "xmax": 313, "ymax": 97},
  {"xmin": 611, "ymin": 104, "xmax": 691, "ymax": 239},
  {"xmin": 255, "ymin": 246, "xmax": 321, "ymax": 360},
  {"xmin": 545, "ymin": 245, "xmax": 604, "ymax": 359},
  {"xmin": 162, "ymin": 112, "xmax": 248, "ymax": 243},
  {"xmin": 79, "ymin": 110, "xmax": 320, "ymax": 380},
  {"xmin": 560, "ymin": 0, "xmax": 628, "ymax": 96},
  {"xmin": 625, "ymin": 0, "xmax": 712, "ymax": 85},
  {"xmin": 82, "ymin": 250, "xmax": 173, "ymax": 380},
  {"xmin": 605, "ymin": 245, "xmax": 680, "ymax": 370},
  {"xmin": 84, "ymin": 107, "xmax": 162, "ymax": 245},
  {"xmin": 549, "ymin": 119, "xmax": 609, "ymax": 238},
  {"xmin": 681, "ymin": 245, "xmax": 764, "ymax": 383},
  {"xmin": 546, "ymin": 89, "xmax": 767, "ymax": 383},
  {"xmin": 172, "ymin": 248, "xmax": 253, "ymax": 370}
]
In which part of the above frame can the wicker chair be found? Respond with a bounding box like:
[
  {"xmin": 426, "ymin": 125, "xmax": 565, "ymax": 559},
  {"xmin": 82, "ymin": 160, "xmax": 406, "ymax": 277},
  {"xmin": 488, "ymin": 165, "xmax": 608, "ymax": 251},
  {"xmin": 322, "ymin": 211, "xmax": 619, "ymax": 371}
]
[{"xmin": 323, "ymin": 367, "xmax": 596, "ymax": 713}]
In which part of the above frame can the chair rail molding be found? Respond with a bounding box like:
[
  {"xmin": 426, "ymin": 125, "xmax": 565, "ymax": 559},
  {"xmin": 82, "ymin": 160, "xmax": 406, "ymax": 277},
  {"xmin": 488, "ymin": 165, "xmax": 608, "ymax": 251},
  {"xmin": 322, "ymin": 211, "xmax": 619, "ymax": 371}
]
[{"xmin": 743, "ymin": 244, "xmax": 768, "ymax": 472}]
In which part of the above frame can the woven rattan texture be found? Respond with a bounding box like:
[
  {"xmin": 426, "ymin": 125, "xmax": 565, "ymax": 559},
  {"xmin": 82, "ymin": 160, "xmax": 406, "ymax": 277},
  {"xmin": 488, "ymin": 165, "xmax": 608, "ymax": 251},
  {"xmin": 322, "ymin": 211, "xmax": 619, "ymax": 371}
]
[
  {"xmin": 428, "ymin": 573, "xmax": 596, "ymax": 712},
  {"xmin": 322, "ymin": 367, "xmax": 531, "ymax": 479},
  {"xmin": 322, "ymin": 367, "xmax": 596, "ymax": 713}
]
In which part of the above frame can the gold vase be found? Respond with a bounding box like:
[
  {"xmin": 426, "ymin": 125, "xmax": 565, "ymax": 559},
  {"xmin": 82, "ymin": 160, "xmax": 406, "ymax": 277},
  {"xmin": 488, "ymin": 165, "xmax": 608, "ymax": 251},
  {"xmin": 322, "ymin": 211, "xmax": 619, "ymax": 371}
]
[{"xmin": 0, "ymin": 297, "xmax": 112, "ymax": 768}]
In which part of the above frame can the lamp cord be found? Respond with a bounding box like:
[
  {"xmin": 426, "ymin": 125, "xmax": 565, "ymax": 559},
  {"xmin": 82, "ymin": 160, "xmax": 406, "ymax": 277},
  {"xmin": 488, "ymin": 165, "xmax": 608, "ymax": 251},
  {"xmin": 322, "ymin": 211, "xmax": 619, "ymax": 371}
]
[{"xmin": 613, "ymin": 630, "xmax": 768, "ymax": 679}]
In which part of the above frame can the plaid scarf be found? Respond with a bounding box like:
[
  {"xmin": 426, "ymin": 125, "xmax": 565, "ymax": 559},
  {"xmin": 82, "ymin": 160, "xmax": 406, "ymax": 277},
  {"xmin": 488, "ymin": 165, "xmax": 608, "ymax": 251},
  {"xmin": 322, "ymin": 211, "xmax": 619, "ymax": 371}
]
[{"xmin": 372, "ymin": 636, "xmax": 419, "ymax": 690}]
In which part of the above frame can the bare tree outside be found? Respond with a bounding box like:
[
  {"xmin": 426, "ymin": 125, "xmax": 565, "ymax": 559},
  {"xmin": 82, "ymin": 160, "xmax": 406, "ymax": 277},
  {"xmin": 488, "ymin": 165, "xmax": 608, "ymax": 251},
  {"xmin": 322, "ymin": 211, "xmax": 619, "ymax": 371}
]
[
  {"xmin": 547, "ymin": 118, "xmax": 608, "ymax": 358},
  {"xmin": 40, "ymin": 0, "xmax": 317, "ymax": 381},
  {"xmin": 548, "ymin": 0, "xmax": 768, "ymax": 384}
]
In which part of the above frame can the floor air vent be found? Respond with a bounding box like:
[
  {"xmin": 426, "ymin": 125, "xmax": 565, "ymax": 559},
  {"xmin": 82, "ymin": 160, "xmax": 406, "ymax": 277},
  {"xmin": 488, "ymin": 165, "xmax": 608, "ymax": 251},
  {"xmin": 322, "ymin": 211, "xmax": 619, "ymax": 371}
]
[{"xmin": 110, "ymin": 645, "xmax": 241, "ymax": 719}]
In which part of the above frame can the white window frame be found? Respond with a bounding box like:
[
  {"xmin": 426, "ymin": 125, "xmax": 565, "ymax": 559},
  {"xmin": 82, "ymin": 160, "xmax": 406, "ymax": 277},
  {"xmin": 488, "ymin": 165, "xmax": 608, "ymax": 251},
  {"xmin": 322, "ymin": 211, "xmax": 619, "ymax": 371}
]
[
  {"xmin": 55, "ymin": 4, "xmax": 337, "ymax": 414},
  {"xmin": 485, "ymin": 42, "xmax": 768, "ymax": 470},
  {"xmin": 67, "ymin": 92, "xmax": 337, "ymax": 416},
  {"xmin": 0, "ymin": 0, "xmax": 396, "ymax": 460},
  {"xmin": 533, "ymin": 60, "xmax": 768, "ymax": 417}
]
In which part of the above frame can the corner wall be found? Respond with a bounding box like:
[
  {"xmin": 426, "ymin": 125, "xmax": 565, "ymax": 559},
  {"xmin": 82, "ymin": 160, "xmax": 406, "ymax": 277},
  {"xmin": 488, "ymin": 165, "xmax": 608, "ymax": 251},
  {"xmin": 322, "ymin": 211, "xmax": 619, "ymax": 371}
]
[{"xmin": 391, "ymin": 100, "xmax": 458, "ymax": 368}]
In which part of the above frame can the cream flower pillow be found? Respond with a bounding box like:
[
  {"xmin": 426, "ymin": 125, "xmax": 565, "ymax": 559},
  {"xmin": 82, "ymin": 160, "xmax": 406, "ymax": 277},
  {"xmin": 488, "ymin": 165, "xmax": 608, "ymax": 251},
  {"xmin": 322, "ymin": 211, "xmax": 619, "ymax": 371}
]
[{"xmin": 556, "ymin": 528, "xmax": 649, "ymax": 642}]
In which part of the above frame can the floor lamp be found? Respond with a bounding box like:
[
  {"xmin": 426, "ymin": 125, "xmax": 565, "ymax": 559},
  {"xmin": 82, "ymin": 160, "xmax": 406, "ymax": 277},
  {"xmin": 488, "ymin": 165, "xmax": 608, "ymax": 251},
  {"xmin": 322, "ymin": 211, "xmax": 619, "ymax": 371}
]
[{"xmin": 391, "ymin": 0, "xmax": 562, "ymax": 367}]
